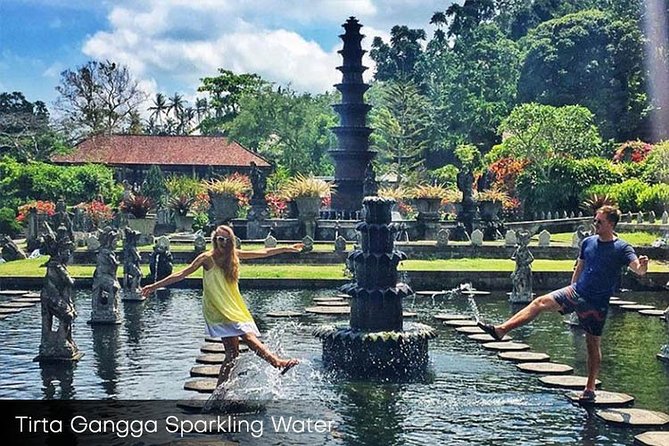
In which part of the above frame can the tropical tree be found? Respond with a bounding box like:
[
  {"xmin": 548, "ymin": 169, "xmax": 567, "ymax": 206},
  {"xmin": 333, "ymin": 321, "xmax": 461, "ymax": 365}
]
[
  {"xmin": 148, "ymin": 93, "xmax": 168, "ymax": 128},
  {"xmin": 55, "ymin": 60, "xmax": 146, "ymax": 140},
  {"xmin": 369, "ymin": 26, "xmax": 427, "ymax": 83}
]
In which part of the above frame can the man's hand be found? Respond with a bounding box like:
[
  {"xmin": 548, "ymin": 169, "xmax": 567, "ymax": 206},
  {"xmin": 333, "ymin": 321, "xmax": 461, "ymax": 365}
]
[{"xmin": 631, "ymin": 255, "xmax": 649, "ymax": 275}]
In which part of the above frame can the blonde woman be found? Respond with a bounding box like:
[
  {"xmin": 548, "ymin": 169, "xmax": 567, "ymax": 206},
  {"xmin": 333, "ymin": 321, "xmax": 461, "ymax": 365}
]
[{"xmin": 141, "ymin": 225, "xmax": 301, "ymax": 385}]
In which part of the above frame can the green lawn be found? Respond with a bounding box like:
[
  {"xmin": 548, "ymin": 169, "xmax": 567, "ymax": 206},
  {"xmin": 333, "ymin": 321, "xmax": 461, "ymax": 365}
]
[{"xmin": 2, "ymin": 257, "xmax": 667, "ymax": 279}]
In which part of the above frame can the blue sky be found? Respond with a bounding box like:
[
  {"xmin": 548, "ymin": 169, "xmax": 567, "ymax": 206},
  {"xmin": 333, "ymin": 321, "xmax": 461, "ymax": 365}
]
[{"xmin": 0, "ymin": 0, "xmax": 452, "ymax": 111}]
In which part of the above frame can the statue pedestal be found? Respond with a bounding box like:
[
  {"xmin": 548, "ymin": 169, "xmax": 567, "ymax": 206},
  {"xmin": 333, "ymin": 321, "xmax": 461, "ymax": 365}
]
[
  {"xmin": 34, "ymin": 332, "xmax": 84, "ymax": 362},
  {"xmin": 121, "ymin": 289, "xmax": 145, "ymax": 301}
]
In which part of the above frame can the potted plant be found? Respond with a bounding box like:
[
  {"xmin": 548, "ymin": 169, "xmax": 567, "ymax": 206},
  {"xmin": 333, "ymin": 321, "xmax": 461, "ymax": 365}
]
[
  {"xmin": 169, "ymin": 195, "xmax": 196, "ymax": 231},
  {"xmin": 280, "ymin": 175, "xmax": 334, "ymax": 238},
  {"xmin": 204, "ymin": 176, "xmax": 250, "ymax": 224},
  {"xmin": 409, "ymin": 184, "xmax": 451, "ymax": 217},
  {"xmin": 121, "ymin": 194, "xmax": 156, "ymax": 236},
  {"xmin": 476, "ymin": 188, "xmax": 509, "ymax": 221}
]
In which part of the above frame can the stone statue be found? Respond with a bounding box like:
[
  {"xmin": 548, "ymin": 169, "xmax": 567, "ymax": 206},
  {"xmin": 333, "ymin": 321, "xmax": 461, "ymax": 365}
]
[
  {"xmin": 193, "ymin": 231, "xmax": 206, "ymax": 254},
  {"xmin": 35, "ymin": 223, "xmax": 82, "ymax": 361},
  {"xmin": 90, "ymin": 226, "xmax": 122, "ymax": 324},
  {"xmin": 509, "ymin": 230, "xmax": 534, "ymax": 304},
  {"xmin": 334, "ymin": 235, "xmax": 347, "ymax": 253},
  {"xmin": 302, "ymin": 235, "xmax": 314, "ymax": 253},
  {"xmin": 249, "ymin": 161, "xmax": 267, "ymax": 200},
  {"xmin": 52, "ymin": 198, "xmax": 74, "ymax": 244},
  {"xmin": 0, "ymin": 235, "xmax": 27, "ymax": 261},
  {"xmin": 456, "ymin": 168, "xmax": 476, "ymax": 235},
  {"xmin": 149, "ymin": 236, "xmax": 173, "ymax": 283},
  {"xmin": 122, "ymin": 227, "xmax": 144, "ymax": 301},
  {"xmin": 436, "ymin": 228, "xmax": 450, "ymax": 247}
]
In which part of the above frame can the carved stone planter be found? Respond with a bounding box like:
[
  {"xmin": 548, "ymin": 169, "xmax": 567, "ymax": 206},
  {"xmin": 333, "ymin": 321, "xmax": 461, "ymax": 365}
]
[
  {"xmin": 126, "ymin": 215, "xmax": 156, "ymax": 245},
  {"xmin": 209, "ymin": 193, "xmax": 238, "ymax": 225},
  {"xmin": 479, "ymin": 200, "xmax": 502, "ymax": 221},
  {"xmin": 174, "ymin": 214, "xmax": 194, "ymax": 232},
  {"xmin": 294, "ymin": 197, "xmax": 321, "ymax": 239}
]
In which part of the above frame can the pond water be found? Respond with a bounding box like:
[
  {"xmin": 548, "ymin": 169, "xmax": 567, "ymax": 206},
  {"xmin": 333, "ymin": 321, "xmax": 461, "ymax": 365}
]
[{"xmin": 1, "ymin": 288, "xmax": 668, "ymax": 445}]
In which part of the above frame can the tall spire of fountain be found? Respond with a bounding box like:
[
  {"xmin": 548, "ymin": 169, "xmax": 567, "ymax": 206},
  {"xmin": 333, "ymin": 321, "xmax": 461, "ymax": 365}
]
[{"xmin": 329, "ymin": 17, "xmax": 375, "ymax": 217}]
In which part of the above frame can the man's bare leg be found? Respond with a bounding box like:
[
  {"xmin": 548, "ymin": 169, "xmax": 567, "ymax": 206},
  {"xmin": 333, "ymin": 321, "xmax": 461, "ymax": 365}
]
[
  {"xmin": 494, "ymin": 294, "xmax": 563, "ymax": 338},
  {"xmin": 584, "ymin": 333, "xmax": 601, "ymax": 393}
]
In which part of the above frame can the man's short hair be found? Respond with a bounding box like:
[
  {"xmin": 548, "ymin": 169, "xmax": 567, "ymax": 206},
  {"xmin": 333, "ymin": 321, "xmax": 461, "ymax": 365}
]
[{"xmin": 597, "ymin": 205, "xmax": 621, "ymax": 227}]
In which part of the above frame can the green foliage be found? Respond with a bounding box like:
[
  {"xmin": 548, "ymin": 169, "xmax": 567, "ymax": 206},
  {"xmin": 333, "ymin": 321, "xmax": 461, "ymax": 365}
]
[
  {"xmin": 369, "ymin": 80, "xmax": 431, "ymax": 186},
  {"xmin": 226, "ymin": 85, "xmax": 336, "ymax": 175},
  {"xmin": 516, "ymin": 157, "xmax": 622, "ymax": 214},
  {"xmin": 420, "ymin": 23, "xmax": 522, "ymax": 161},
  {"xmin": 585, "ymin": 178, "xmax": 649, "ymax": 213},
  {"xmin": 164, "ymin": 175, "xmax": 204, "ymax": 200},
  {"xmin": 643, "ymin": 140, "xmax": 669, "ymax": 184},
  {"xmin": 0, "ymin": 207, "xmax": 21, "ymax": 236},
  {"xmin": 0, "ymin": 158, "xmax": 118, "ymax": 206},
  {"xmin": 428, "ymin": 165, "xmax": 458, "ymax": 189},
  {"xmin": 494, "ymin": 103, "xmax": 602, "ymax": 164},
  {"xmin": 191, "ymin": 211, "xmax": 209, "ymax": 232},
  {"xmin": 518, "ymin": 10, "xmax": 647, "ymax": 141},
  {"xmin": 142, "ymin": 165, "xmax": 167, "ymax": 206},
  {"xmin": 197, "ymin": 69, "xmax": 264, "ymax": 134},
  {"xmin": 636, "ymin": 183, "xmax": 669, "ymax": 214},
  {"xmin": 454, "ymin": 144, "xmax": 483, "ymax": 171},
  {"xmin": 370, "ymin": 26, "xmax": 426, "ymax": 82}
]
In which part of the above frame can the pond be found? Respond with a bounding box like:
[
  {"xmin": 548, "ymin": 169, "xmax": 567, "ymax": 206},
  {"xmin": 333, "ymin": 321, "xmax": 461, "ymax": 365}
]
[{"xmin": 1, "ymin": 288, "xmax": 668, "ymax": 445}]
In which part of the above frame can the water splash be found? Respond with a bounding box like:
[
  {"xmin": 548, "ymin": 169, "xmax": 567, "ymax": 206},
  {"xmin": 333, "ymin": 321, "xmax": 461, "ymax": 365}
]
[{"xmin": 467, "ymin": 296, "xmax": 482, "ymax": 324}]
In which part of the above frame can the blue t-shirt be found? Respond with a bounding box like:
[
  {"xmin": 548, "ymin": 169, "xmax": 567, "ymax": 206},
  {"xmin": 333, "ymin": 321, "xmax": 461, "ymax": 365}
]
[{"xmin": 574, "ymin": 235, "xmax": 638, "ymax": 305}]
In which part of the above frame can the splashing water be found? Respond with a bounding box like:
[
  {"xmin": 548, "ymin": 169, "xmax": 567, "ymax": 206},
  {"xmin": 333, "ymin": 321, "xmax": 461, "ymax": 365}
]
[{"xmin": 467, "ymin": 296, "xmax": 482, "ymax": 324}]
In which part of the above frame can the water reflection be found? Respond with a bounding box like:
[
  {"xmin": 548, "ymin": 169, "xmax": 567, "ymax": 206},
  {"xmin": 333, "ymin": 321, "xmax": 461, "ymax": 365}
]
[
  {"xmin": 122, "ymin": 301, "xmax": 145, "ymax": 345},
  {"xmin": 337, "ymin": 383, "xmax": 404, "ymax": 446},
  {"xmin": 91, "ymin": 325, "xmax": 120, "ymax": 397},
  {"xmin": 40, "ymin": 362, "xmax": 75, "ymax": 400}
]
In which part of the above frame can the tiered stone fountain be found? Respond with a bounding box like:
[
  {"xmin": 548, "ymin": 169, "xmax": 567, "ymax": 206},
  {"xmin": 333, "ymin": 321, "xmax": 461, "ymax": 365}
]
[{"xmin": 314, "ymin": 197, "xmax": 436, "ymax": 378}]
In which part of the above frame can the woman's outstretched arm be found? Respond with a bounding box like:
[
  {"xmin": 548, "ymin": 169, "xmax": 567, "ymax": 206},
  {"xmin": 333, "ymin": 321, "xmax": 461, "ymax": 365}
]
[
  {"xmin": 236, "ymin": 243, "xmax": 303, "ymax": 260},
  {"xmin": 141, "ymin": 252, "xmax": 209, "ymax": 297}
]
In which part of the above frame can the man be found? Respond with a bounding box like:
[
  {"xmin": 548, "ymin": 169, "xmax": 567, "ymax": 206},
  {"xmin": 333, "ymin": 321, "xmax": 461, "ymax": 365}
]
[{"xmin": 479, "ymin": 205, "xmax": 649, "ymax": 401}]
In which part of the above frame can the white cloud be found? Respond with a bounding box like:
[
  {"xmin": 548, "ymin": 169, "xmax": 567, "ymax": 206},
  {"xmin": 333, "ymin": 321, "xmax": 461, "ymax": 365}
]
[
  {"xmin": 80, "ymin": 0, "xmax": 452, "ymax": 98},
  {"xmin": 42, "ymin": 62, "xmax": 64, "ymax": 78}
]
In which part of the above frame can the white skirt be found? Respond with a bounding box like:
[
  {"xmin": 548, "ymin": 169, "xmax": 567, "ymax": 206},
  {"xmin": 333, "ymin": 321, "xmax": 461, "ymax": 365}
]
[{"xmin": 205, "ymin": 320, "xmax": 260, "ymax": 338}]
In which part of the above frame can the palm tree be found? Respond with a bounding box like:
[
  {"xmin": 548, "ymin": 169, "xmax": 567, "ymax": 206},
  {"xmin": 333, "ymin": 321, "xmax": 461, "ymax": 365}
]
[
  {"xmin": 167, "ymin": 93, "xmax": 185, "ymax": 123},
  {"xmin": 148, "ymin": 93, "xmax": 168, "ymax": 127}
]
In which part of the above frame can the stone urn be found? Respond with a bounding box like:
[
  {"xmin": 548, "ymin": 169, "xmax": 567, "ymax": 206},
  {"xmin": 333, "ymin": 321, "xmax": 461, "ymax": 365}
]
[
  {"xmin": 294, "ymin": 196, "xmax": 321, "ymax": 239},
  {"xmin": 174, "ymin": 213, "xmax": 194, "ymax": 232},
  {"xmin": 208, "ymin": 192, "xmax": 239, "ymax": 225},
  {"xmin": 126, "ymin": 214, "xmax": 156, "ymax": 240},
  {"xmin": 478, "ymin": 200, "xmax": 502, "ymax": 221}
]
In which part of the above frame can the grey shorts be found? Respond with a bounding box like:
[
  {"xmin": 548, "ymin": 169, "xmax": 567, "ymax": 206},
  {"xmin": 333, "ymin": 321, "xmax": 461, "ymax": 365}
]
[{"xmin": 551, "ymin": 285, "xmax": 607, "ymax": 336}]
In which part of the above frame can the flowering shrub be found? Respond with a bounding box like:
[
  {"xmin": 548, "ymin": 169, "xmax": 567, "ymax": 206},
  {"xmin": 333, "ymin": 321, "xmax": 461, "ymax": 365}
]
[
  {"xmin": 613, "ymin": 141, "xmax": 653, "ymax": 163},
  {"xmin": 488, "ymin": 157, "xmax": 529, "ymax": 195},
  {"xmin": 191, "ymin": 191, "xmax": 210, "ymax": 214},
  {"xmin": 120, "ymin": 194, "xmax": 154, "ymax": 218},
  {"xmin": 266, "ymin": 192, "xmax": 288, "ymax": 218},
  {"xmin": 76, "ymin": 200, "xmax": 113, "ymax": 228},
  {"xmin": 16, "ymin": 200, "xmax": 56, "ymax": 222}
]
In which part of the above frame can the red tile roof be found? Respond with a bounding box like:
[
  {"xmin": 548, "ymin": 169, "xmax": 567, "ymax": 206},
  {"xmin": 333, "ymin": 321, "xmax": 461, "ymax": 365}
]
[{"xmin": 52, "ymin": 135, "xmax": 271, "ymax": 168}]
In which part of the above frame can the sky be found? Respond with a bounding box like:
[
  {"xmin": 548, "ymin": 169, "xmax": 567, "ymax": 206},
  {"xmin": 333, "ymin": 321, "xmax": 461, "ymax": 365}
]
[{"xmin": 0, "ymin": 0, "xmax": 453, "ymax": 111}]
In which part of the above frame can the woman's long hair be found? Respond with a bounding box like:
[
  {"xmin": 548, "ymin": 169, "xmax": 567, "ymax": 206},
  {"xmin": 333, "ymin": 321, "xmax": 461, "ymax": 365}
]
[{"xmin": 211, "ymin": 225, "xmax": 239, "ymax": 282}]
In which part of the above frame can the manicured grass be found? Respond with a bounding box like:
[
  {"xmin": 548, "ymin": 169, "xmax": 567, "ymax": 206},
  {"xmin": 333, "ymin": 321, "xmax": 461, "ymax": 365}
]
[
  {"xmin": 547, "ymin": 231, "xmax": 659, "ymax": 246},
  {"xmin": 2, "ymin": 257, "xmax": 667, "ymax": 279}
]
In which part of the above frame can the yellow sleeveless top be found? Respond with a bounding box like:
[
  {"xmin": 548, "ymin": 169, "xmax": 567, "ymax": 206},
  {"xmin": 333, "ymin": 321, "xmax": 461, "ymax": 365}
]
[{"xmin": 202, "ymin": 266, "xmax": 254, "ymax": 324}]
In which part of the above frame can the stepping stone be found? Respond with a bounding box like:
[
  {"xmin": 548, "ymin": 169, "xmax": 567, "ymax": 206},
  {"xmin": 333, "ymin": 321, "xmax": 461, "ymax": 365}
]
[
  {"xmin": 468, "ymin": 334, "xmax": 513, "ymax": 343},
  {"xmin": 314, "ymin": 297, "xmax": 344, "ymax": 302},
  {"xmin": 609, "ymin": 300, "xmax": 637, "ymax": 306},
  {"xmin": 201, "ymin": 343, "xmax": 251, "ymax": 354},
  {"xmin": 403, "ymin": 311, "xmax": 417, "ymax": 318},
  {"xmin": 620, "ymin": 304, "xmax": 655, "ymax": 311},
  {"xmin": 0, "ymin": 301, "xmax": 36, "ymax": 309},
  {"xmin": 498, "ymin": 351, "xmax": 550, "ymax": 362},
  {"xmin": 335, "ymin": 294, "xmax": 350, "ymax": 298},
  {"xmin": 639, "ymin": 309, "xmax": 665, "ymax": 317},
  {"xmin": 176, "ymin": 398, "xmax": 262, "ymax": 417},
  {"xmin": 0, "ymin": 314, "xmax": 7, "ymax": 320},
  {"xmin": 0, "ymin": 307, "xmax": 23, "ymax": 314},
  {"xmin": 190, "ymin": 365, "xmax": 221, "ymax": 378},
  {"xmin": 539, "ymin": 375, "xmax": 601, "ymax": 389},
  {"xmin": 21, "ymin": 292, "xmax": 41, "ymax": 298},
  {"xmin": 434, "ymin": 314, "xmax": 470, "ymax": 321},
  {"xmin": 184, "ymin": 378, "xmax": 217, "ymax": 393},
  {"xmin": 609, "ymin": 296, "xmax": 621, "ymax": 301},
  {"xmin": 635, "ymin": 431, "xmax": 669, "ymax": 446},
  {"xmin": 415, "ymin": 290, "xmax": 448, "ymax": 296},
  {"xmin": 316, "ymin": 301, "xmax": 350, "ymax": 306},
  {"xmin": 0, "ymin": 290, "xmax": 28, "ymax": 296},
  {"xmin": 455, "ymin": 326, "xmax": 485, "ymax": 334},
  {"xmin": 566, "ymin": 390, "xmax": 634, "ymax": 407},
  {"xmin": 462, "ymin": 290, "xmax": 491, "ymax": 295},
  {"xmin": 443, "ymin": 320, "xmax": 478, "ymax": 327},
  {"xmin": 196, "ymin": 354, "xmax": 226, "ymax": 364},
  {"xmin": 516, "ymin": 362, "xmax": 573, "ymax": 374},
  {"xmin": 12, "ymin": 297, "xmax": 41, "ymax": 303},
  {"xmin": 596, "ymin": 408, "xmax": 669, "ymax": 427},
  {"xmin": 482, "ymin": 341, "xmax": 530, "ymax": 352},
  {"xmin": 265, "ymin": 310, "xmax": 304, "ymax": 317},
  {"xmin": 304, "ymin": 306, "xmax": 350, "ymax": 315}
]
